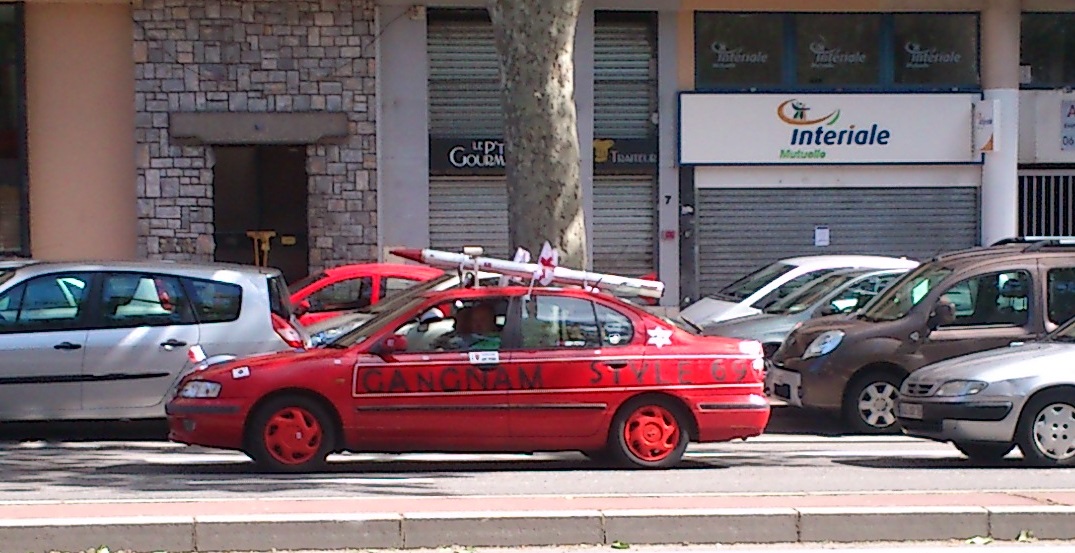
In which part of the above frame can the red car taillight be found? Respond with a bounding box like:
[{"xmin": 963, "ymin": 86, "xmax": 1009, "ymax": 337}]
[{"xmin": 272, "ymin": 313, "xmax": 305, "ymax": 349}]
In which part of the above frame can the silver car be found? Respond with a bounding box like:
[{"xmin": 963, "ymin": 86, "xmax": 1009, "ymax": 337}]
[
  {"xmin": 701, "ymin": 267, "xmax": 911, "ymax": 358},
  {"xmin": 897, "ymin": 315, "xmax": 1075, "ymax": 466},
  {"xmin": 0, "ymin": 261, "xmax": 308, "ymax": 422}
]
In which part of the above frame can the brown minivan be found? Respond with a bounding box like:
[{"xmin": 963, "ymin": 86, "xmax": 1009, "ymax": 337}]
[{"xmin": 768, "ymin": 240, "xmax": 1075, "ymax": 433}]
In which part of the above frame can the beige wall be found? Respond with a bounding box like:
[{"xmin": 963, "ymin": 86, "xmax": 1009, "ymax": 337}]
[{"xmin": 25, "ymin": 2, "xmax": 136, "ymax": 261}]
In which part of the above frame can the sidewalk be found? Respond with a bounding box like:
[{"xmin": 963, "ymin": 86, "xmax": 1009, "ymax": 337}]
[{"xmin": 3, "ymin": 491, "xmax": 1075, "ymax": 552}]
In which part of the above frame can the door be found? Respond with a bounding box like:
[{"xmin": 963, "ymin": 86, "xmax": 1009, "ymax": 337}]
[
  {"xmin": 0, "ymin": 272, "xmax": 93, "ymax": 420},
  {"xmin": 917, "ymin": 268, "xmax": 1039, "ymax": 367},
  {"xmin": 509, "ymin": 294, "xmax": 631, "ymax": 440},
  {"xmin": 213, "ymin": 145, "xmax": 309, "ymax": 284},
  {"xmin": 81, "ymin": 272, "xmax": 200, "ymax": 413},
  {"xmin": 351, "ymin": 295, "xmax": 512, "ymax": 449}
]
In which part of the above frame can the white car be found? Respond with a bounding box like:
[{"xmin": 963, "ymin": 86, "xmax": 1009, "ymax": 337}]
[{"xmin": 681, "ymin": 255, "xmax": 920, "ymax": 327}]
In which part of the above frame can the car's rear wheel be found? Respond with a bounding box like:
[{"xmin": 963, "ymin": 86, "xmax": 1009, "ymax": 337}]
[
  {"xmin": 843, "ymin": 370, "xmax": 904, "ymax": 434},
  {"xmin": 1017, "ymin": 391, "xmax": 1075, "ymax": 467},
  {"xmin": 247, "ymin": 395, "xmax": 335, "ymax": 473},
  {"xmin": 606, "ymin": 396, "xmax": 690, "ymax": 469},
  {"xmin": 953, "ymin": 441, "xmax": 1013, "ymax": 463}
]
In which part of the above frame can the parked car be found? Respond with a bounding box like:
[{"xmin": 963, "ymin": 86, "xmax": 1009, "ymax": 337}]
[
  {"xmin": 769, "ymin": 240, "xmax": 1075, "ymax": 434},
  {"xmin": 305, "ymin": 271, "xmax": 501, "ymax": 347},
  {"xmin": 702, "ymin": 267, "xmax": 912, "ymax": 359},
  {"xmin": 896, "ymin": 313, "xmax": 1075, "ymax": 466},
  {"xmin": 167, "ymin": 280, "xmax": 770, "ymax": 472},
  {"xmin": 289, "ymin": 263, "xmax": 444, "ymax": 326},
  {"xmin": 0, "ymin": 261, "xmax": 308, "ymax": 422},
  {"xmin": 680, "ymin": 255, "xmax": 919, "ymax": 327}
]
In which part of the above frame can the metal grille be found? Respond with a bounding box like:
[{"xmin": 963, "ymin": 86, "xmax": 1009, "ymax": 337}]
[
  {"xmin": 1019, "ymin": 170, "xmax": 1075, "ymax": 239},
  {"xmin": 594, "ymin": 13, "xmax": 657, "ymax": 139},
  {"xmin": 695, "ymin": 187, "xmax": 980, "ymax": 296},
  {"xmin": 427, "ymin": 12, "xmax": 503, "ymax": 138},
  {"xmin": 428, "ymin": 177, "xmax": 510, "ymax": 258},
  {"xmin": 902, "ymin": 382, "xmax": 935, "ymax": 397},
  {"xmin": 593, "ymin": 175, "xmax": 656, "ymax": 276}
]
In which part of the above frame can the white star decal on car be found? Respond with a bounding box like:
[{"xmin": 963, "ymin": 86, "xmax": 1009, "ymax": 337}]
[{"xmin": 647, "ymin": 326, "xmax": 673, "ymax": 348}]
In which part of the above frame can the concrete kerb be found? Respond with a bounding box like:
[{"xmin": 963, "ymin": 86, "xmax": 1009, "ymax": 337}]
[{"xmin": 3, "ymin": 506, "xmax": 1075, "ymax": 552}]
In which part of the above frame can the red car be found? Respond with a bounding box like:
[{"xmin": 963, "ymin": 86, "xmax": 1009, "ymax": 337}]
[
  {"xmin": 289, "ymin": 263, "xmax": 443, "ymax": 326},
  {"xmin": 167, "ymin": 284, "xmax": 771, "ymax": 472}
]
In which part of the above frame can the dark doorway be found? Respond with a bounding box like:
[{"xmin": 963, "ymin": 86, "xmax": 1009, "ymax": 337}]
[{"xmin": 213, "ymin": 145, "xmax": 309, "ymax": 284}]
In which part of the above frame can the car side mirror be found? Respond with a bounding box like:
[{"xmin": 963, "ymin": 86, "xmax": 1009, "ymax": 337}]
[
  {"xmin": 294, "ymin": 299, "xmax": 311, "ymax": 317},
  {"xmin": 927, "ymin": 301, "xmax": 956, "ymax": 331},
  {"xmin": 371, "ymin": 335, "xmax": 408, "ymax": 358}
]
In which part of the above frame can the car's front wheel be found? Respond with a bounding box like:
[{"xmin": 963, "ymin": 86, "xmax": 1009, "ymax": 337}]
[
  {"xmin": 843, "ymin": 370, "xmax": 904, "ymax": 434},
  {"xmin": 247, "ymin": 395, "xmax": 336, "ymax": 473},
  {"xmin": 606, "ymin": 396, "xmax": 690, "ymax": 469},
  {"xmin": 953, "ymin": 441, "xmax": 1013, "ymax": 463},
  {"xmin": 1017, "ymin": 391, "xmax": 1075, "ymax": 467}
]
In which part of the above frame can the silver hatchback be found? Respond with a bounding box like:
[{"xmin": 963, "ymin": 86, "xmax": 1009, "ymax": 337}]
[
  {"xmin": 0, "ymin": 261, "xmax": 308, "ymax": 422},
  {"xmin": 897, "ymin": 315, "xmax": 1075, "ymax": 466}
]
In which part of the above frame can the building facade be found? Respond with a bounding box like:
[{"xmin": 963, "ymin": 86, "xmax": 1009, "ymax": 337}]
[{"xmin": 2, "ymin": 0, "xmax": 1074, "ymax": 308}]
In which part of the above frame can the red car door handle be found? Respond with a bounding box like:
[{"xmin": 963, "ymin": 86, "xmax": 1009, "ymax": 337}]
[{"xmin": 603, "ymin": 361, "xmax": 628, "ymax": 369}]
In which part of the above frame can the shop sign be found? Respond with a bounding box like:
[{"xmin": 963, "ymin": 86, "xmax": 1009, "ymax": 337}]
[
  {"xmin": 1062, "ymin": 101, "xmax": 1075, "ymax": 152},
  {"xmin": 430, "ymin": 138, "xmax": 657, "ymax": 175},
  {"xmin": 903, "ymin": 42, "xmax": 962, "ymax": 70},
  {"xmin": 679, "ymin": 93, "xmax": 980, "ymax": 165},
  {"xmin": 710, "ymin": 42, "xmax": 769, "ymax": 69},
  {"xmin": 808, "ymin": 38, "xmax": 867, "ymax": 70}
]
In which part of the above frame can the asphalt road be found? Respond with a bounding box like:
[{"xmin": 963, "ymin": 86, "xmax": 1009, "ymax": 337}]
[{"xmin": 0, "ymin": 408, "xmax": 1073, "ymax": 503}]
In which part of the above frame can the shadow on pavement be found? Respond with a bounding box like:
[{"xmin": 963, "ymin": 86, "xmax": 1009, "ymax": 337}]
[{"xmin": 834, "ymin": 455, "xmax": 1036, "ymax": 470}]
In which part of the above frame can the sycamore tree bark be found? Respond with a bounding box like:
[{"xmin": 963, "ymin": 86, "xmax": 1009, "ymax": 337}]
[{"xmin": 488, "ymin": 0, "xmax": 587, "ymax": 269}]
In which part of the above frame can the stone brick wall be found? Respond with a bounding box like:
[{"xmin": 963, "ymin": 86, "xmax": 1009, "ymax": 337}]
[{"xmin": 132, "ymin": 0, "xmax": 377, "ymax": 271}]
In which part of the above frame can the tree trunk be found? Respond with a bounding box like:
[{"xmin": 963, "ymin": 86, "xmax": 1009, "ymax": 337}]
[{"xmin": 488, "ymin": 0, "xmax": 586, "ymax": 269}]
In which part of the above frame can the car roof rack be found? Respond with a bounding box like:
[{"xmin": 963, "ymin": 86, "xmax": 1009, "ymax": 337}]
[{"xmin": 390, "ymin": 246, "xmax": 665, "ymax": 299}]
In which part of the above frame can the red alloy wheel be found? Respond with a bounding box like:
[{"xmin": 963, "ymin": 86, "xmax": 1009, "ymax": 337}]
[
  {"xmin": 622, "ymin": 404, "xmax": 681, "ymax": 462},
  {"xmin": 262, "ymin": 406, "xmax": 324, "ymax": 465}
]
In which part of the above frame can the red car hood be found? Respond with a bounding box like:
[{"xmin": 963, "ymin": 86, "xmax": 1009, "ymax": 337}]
[{"xmin": 197, "ymin": 346, "xmax": 363, "ymax": 379}]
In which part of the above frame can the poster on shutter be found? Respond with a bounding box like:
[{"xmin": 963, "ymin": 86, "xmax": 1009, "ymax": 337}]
[
  {"xmin": 814, "ymin": 226, "xmax": 830, "ymax": 247},
  {"xmin": 1062, "ymin": 101, "xmax": 1075, "ymax": 151}
]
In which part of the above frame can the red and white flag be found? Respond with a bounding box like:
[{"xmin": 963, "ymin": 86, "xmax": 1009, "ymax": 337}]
[{"xmin": 535, "ymin": 241, "xmax": 558, "ymax": 286}]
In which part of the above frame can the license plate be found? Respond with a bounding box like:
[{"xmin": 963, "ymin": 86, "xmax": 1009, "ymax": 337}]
[{"xmin": 898, "ymin": 402, "xmax": 923, "ymax": 420}]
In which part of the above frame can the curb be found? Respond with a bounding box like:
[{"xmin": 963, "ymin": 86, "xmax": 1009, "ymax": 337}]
[{"xmin": 4, "ymin": 506, "xmax": 1075, "ymax": 552}]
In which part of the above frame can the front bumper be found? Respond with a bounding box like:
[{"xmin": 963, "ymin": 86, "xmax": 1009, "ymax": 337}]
[
  {"xmin": 764, "ymin": 357, "xmax": 845, "ymax": 411},
  {"xmin": 895, "ymin": 397, "xmax": 1017, "ymax": 443},
  {"xmin": 166, "ymin": 399, "xmax": 248, "ymax": 451}
]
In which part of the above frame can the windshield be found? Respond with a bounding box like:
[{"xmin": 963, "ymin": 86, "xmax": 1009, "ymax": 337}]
[
  {"xmin": 859, "ymin": 264, "xmax": 953, "ymax": 322},
  {"xmin": 288, "ymin": 271, "xmax": 328, "ymax": 294},
  {"xmin": 325, "ymin": 295, "xmax": 428, "ymax": 348},
  {"xmin": 716, "ymin": 262, "xmax": 796, "ymax": 301},
  {"xmin": 765, "ymin": 271, "xmax": 862, "ymax": 315}
]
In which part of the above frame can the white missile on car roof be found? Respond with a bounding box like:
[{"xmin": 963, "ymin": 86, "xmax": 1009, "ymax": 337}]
[{"xmin": 391, "ymin": 247, "xmax": 665, "ymax": 299}]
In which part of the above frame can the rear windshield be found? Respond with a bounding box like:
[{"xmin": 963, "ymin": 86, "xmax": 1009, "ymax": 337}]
[
  {"xmin": 182, "ymin": 277, "xmax": 243, "ymax": 323},
  {"xmin": 717, "ymin": 262, "xmax": 795, "ymax": 301},
  {"xmin": 267, "ymin": 274, "xmax": 293, "ymax": 319}
]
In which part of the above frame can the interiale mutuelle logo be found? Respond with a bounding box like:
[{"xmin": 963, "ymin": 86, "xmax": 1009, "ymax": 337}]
[
  {"xmin": 775, "ymin": 99, "xmax": 893, "ymax": 160},
  {"xmin": 904, "ymin": 42, "xmax": 962, "ymax": 69},
  {"xmin": 709, "ymin": 42, "xmax": 768, "ymax": 69}
]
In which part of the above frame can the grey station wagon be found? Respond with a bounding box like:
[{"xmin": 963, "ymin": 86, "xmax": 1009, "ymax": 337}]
[{"xmin": 0, "ymin": 261, "xmax": 308, "ymax": 422}]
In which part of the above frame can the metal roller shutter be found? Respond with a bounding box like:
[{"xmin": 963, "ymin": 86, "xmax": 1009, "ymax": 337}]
[
  {"xmin": 429, "ymin": 177, "xmax": 509, "ymax": 258},
  {"xmin": 696, "ymin": 187, "xmax": 980, "ymax": 295},
  {"xmin": 593, "ymin": 175, "xmax": 656, "ymax": 276},
  {"xmin": 594, "ymin": 14, "xmax": 656, "ymax": 138},
  {"xmin": 1019, "ymin": 169, "xmax": 1075, "ymax": 238},
  {"xmin": 427, "ymin": 13, "xmax": 502, "ymax": 138}
]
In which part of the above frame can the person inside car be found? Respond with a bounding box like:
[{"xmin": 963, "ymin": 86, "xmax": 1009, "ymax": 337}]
[{"xmin": 434, "ymin": 302, "xmax": 501, "ymax": 351}]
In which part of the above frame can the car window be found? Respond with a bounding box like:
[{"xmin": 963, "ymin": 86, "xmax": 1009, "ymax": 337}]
[
  {"xmin": 287, "ymin": 271, "xmax": 327, "ymax": 294},
  {"xmin": 307, "ymin": 277, "xmax": 373, "ymax": 312},
  {"xmin": 595, "ymin": 303, "xmax": 633, "ymax": 346},
  {"xmin": 939, "ymin": 270, "xmax": 1031, "ymax": 328},
  {"xmin": 766, "ymin": 271, "xmax": 861, "ymax": 315},
  {"xmin": 380, "ymin": 277, "xmax": 422, "ymax": 300},
  {"xmin": 267, "ymin": 274, "xmax": 293, "ymax": 319},
  {"xmin": 182, "ymin": 277, "xmax": 242, "ymax": 324},
  {"xmin": 827, "ymin": 273, "xmax": 902, "ymax": 314},
  {"xmin": 860, "ymin": 264, "xmax": 953, "ymax": 321},
  {"xmin": 394, "ymin": 296, "xmax": 508, "ymax": 352},
  {"xmin": 1047, "ymin": 268, "xmax": 1075, "ymax": 326},
  {"xmin": 0, "ymin": 272, "xmax": 92, "ymax": 332},
  {"xmin": 100, "ymin": 273, "xmax": 194, "ymax": 328},
  {"xmin": 717, "ymin": 261, "xmax": 795, "ymax": 300},
  {"xmin": 521, "ymin": 295, "xmax": 600, "ymax": 349},
  {"xmin": 754, "ymin": 268, "xmax": 841, "ymax": 310}
]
